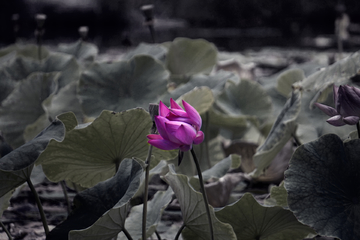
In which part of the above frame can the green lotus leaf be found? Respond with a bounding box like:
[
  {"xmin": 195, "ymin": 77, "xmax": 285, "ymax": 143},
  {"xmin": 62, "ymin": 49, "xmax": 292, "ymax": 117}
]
[
  {"xmin": 23, "ymin": 114, "xmax": 50, "ymax": 143},
  {"xmin": 294, "ymin": 51, "xmax": 360, "ymax": 92},
  {"xmin": 252, "ymin": 90, "xmax": 301, "ymax": 177},
  {"xmin": 42, "ymin": 81, "xmax": 83, "ymax": 121},
  {"xmin": 47, "ymin": 158, "xmax": 143, "ymax": 240},
  {"xmin": 0, "ymin": 190, "xmax": 13, "ymax": 217},
  {"xmin": 208, "ymin": 107, "xmax": 249, "ymax": 130},
  {"xmin": 0, "ymin": 70, "xmax": 17, "ymax": 103},
  {"xmin": 70, "ymin": 204, "xmax": 129, "ymax": 240},
  {"xmin": 37, "ymin": 109, "xmax": 176, "ymax": 188},
  {"xmin": 123, "ymin": 43, "xmax": 167, "ymax": 61},
  {"xmin": 166, "ymin": 38, "xmax": 217, "ymax": 83},
  {"xmin": 264, "ymin": 181, "xmax": 288, "ymax": 208},
  {"xmin": 194, "ymin": 154, "xmax": 241, "ymax": 184},
  {"xmin": 176, "ymin": 86, "xmax": 214, "ymax": 115},
  {"xmin": 0, "ymin": 72, "xmax": 60, "ymax": 148},
  {"xmin": 164, "ymin": 165, "xmax": 237, "ymax": 240},
  {"xmin": 205, "ymin": 154, "xmax": 241, "ymax": 179},
  {"xmin": 57, "ymin": 40, "xmax": 98, "ymax": 62},
  {"xmin": 78, "ymin": 55, "xmax": 169, "ymax": 117},
  {"xmin": 3, "ymin": 51, "xmax": 80, "ymax": 88},
  {"xmin": 284, "ymin": 134, "xmax": 360, "ymax": 239},
  {"xmin": 0, "ymin": 117, "xmax": 65, "ymax": 197},
  {"xmin": 276, "ymin": 68, "xmax": 305, "ymax": 98},
  {"xmin": 216, "ymin": 79, "xmax": 273, "ymax": 125},
  {"xmin": 133, "ymin": 160, "xmax": 168, "ymax": 199},
  {"xmin": 0, "ymin": 44, "xmax": 49, "ymax": 60},
  {"xmin": 215, "ymin": 193, "xmax": 315, "ymax": 240},
  {"xmin": 189, "ymin": 154, "xmax": 241, "ymax": 195},
  {"xmin": 163, "ymin": 71, "xmax": 239, "ymax": 102},
  {"xmin": 173, "ymin": 134, "xmax": 226, "ymax": 176},
  {"xmin": 118, "ymin": 188, "xmax": 173, "ymax": 240}
]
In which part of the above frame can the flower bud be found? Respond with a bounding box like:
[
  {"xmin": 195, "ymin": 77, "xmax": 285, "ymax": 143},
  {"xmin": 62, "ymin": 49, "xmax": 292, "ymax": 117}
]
[
  {"xmin": 147, "ymin": 99, "xmax": 204, "ymax": 152},
  {"xmin": 315, "ymin": 84, "xmax": 360, "ymax": 126}
]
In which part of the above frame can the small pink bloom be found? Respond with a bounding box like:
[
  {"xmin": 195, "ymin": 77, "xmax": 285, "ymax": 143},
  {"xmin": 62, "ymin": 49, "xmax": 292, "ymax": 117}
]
[{"xmin": 147, "ymin": 98, "xmax": 204, "ymax": 152}]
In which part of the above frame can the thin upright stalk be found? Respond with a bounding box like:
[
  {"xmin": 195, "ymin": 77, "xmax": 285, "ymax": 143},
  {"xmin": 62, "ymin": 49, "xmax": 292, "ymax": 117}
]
[
  {"xmin": 174, "ymin": 224, "xmax": 186, "ymax": 240},
  {"xmin": 154, "ymin": 230, "xmax": 161, "ymax": 240},
  {"xmin": 204, "ymin": 111, "xmax": 211, "ymax": 169},
  {"xmin": 60, "ymin": 181, "xmax": 71, "ymax": 214},
  {"xmin": 148, "ymin": 26, "xmax": 156, "ymax": 43},
  {"xmin": 0, "ymin": 221, "xmax": 13, "ymax": 240},
  {"xmin": 123, "ymin": 228, "xmax": 133, "ymax": 240},
  {"xmin": 26, "ymin": 178, "xmax": 49, "ymax": 235},
  {"xmin": 142, "ymin": 145, "xmax": 154, "ymax": 240},
  {"xmin": 357, "ymin": 122, "xmax": 360, "ymax": 139},
  {"xmin": 190, "ymin": 148, "xmax": 214, "ymax": 240}
]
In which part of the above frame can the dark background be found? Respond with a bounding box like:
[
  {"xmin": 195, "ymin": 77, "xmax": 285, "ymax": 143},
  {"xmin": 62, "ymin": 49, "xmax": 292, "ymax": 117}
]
[{"xmin": 0, "ymin": 0, "xmax": 360, "ymax": 50}]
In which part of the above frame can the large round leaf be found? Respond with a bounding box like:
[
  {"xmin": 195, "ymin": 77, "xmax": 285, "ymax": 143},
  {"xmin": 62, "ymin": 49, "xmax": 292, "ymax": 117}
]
[
  {"xmin": 118, "ymin": 188, "xmax": 173, "ymax": 240},
  {"xmin": 252, "ymin": 90, "xmax": 301, "ymax": 177},
  {"xmin": 123, "ymin": 43, "xmax": 167, "ymax": 61},
  {"xmin": 166, "ymin": 38, "xmax": 217, "ymax": 83},
  {"xmin": 0, "ymin": 190, "xmax": 13, "ymax": 217},
  {"xmin": 215, "ymin": 193, "xmax": 315, "ymax": 240},
  {"xmin": 294, "ymin": 50, "xmax": 360, "ymax": 91},
  {"xmin": 0, "ymin": 117, "xmax": 65, "ymax": 198},
  {"xmin": 37, "ymin": 109, "xmax": 176, "ymax": 188},
  {"xmin": 0, "ymin": 70, "xmax": 17, "ymax": 103},
  {"xmin": 0, "ymin": 44, "xmax": 49, "ymax": 60},
  {"xmin": 3, "ymin": 51, "xmax": 80, "ymax": 88},
  {"xmin": 264, "ymin": 181, "xmax": 288, "ymax": 208},
  {"xmin": 215, "ymin": 79, "xmax": 273, "ymax": 125},
  {"xmin": 78, "ymin": 55, "xmax": 169, "ymax": 117},
  {"xmin": 284, "ymin": 134, "xmax": 360, "ymax": 239},
  {"xmin": 47, "ymin": 158, "xmax": 143, "ymax": 240},
  {"xmin": 0, "ymin": 72, "xmax": 59, "ymax": 148},
  {"xmin": 57, "ymin": 40, "xmax": 98, "ymax": 62},
  {"xmin": 176, "ymin": 86, "xmax": 215, "ymax": 115},
  {"xmin": 43, "ymin": 81, "xmax": 83, "ymax": 121},
  {"xmin": 164, "ymin": 165, "xmax": 237, "ymax": 240},
  {"xmin": 276, "ymin": 68, "xmax": 305, "ymax": 98},
  {"xmin": 162, "ymin": 71, "xmax": 239, "ymax": 102}
]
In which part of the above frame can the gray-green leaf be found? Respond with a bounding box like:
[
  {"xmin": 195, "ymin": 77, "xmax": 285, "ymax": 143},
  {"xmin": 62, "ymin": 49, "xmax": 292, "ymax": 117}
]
[
  {"xmin": 164, "ymin": 165, "xmax": 237, "ymax": 240},
  {"xmin": 47, "ymin": 158, "xmax": 143, "ymax": 240},
  {"xmin": 78, "ymin": 55, "xmax": 169, "ymax": 117},
  {"xmin": 215, "ymin": 193, "xmax": 315, "ymax": 240},
  {"xmin": 284, "ymin": 134, "xmax": 360, "ymax": 240},
  {"xmin": 37, "ymin": 109, "xmax": 176, "ymax": 188}
]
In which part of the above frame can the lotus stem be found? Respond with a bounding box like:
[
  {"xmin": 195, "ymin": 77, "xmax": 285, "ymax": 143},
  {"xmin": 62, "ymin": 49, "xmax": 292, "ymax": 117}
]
[
  {"xmin": 204, "ymin": 111, "xmax": 211, "ymax": 168},
  {"xmin": 154, "ymin": 230, "xmax": 161, "ymax": 240},
  {"xmin": 26, "ymin": 178, "xmax": 49, "ymax": 235},
  {"xmin": 60, "ymin": 181, "xmax": 71, "ymax": 214},
  {"xmin": 123, "ymin": 228, "xmax": 133, "ymax": 240},
  {"xmin": 148, "ymin": 25, "xmax": 156, "ymax": 43},
  {"xmin": 190, "ymin": 148, "xmax": 214, "ymax": 240},
  {"xmin": 142, "ymin": 145, "xmax": 153, "ymax": 240},
  {"xmin": 0, "ymin": 221, "xmax": 13, "ymax": 240},
  {"xmin": 174, "ymin": 224, "xmax": 186, "ymax": 240}
]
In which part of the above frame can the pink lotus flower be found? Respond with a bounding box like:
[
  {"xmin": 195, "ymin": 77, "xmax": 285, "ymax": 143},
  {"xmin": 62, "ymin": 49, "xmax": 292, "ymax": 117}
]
[
  {"xmin": 314, "ymin": 85, "xmax": 360, "ymax": 126},
  {"xmin": 147, "ymin": 98, "xmax": 204, "ymax": 152}
]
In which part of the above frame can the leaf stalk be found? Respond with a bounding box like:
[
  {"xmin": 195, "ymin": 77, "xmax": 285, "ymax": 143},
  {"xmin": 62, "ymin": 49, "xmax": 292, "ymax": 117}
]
[
  {"xmin": 0, "ymin": 221, "xmax": 13, "ymax": 240},
  {"xmin": 26, "ymin": 178, "xmax": 49, "ymax": 235},
  {"xmin": 190, "ymin": 148, "xmax": 214, "ymax": 240},
  {"xmin": 142, "ymin": 145, "xmax": 153, "ymax": 240},
  {"xmin": 174, "ymin": 224, "xmax": 186, "ymax": 240}
]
